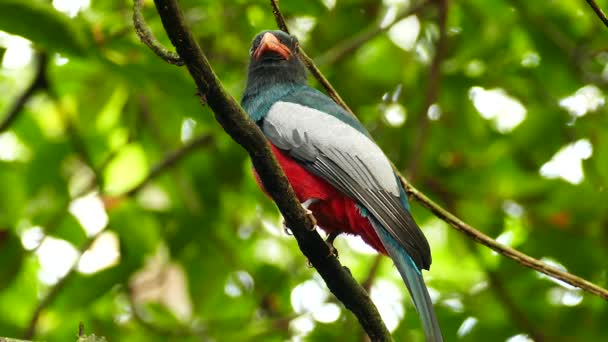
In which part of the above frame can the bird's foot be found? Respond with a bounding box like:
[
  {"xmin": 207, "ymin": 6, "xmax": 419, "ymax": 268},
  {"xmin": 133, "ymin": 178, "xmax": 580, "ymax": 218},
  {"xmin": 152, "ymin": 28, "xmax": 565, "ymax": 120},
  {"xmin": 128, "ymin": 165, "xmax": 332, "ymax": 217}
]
[
  {"xmin": 325, "ymin": 232, "xmax": 340, "ymax": 258},
  {"xmin": 283, "ymin": 198, "xmax": 319, "ymax": 235},
  {"xmin": 301, "ymin": 198, "xmax": 318, "ymax": 229}
]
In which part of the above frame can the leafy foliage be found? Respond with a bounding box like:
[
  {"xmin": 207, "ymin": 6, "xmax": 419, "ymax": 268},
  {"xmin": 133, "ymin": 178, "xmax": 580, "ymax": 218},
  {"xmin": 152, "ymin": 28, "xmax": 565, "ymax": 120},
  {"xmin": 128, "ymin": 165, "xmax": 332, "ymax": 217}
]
[{"xmin": 0, "ymin": 0, "xmax": 607, "ymax": 341}]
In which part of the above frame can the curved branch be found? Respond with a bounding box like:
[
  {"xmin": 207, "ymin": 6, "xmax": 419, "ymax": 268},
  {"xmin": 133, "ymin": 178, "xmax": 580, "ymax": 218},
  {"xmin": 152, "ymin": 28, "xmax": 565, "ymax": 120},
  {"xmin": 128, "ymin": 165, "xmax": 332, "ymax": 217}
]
[
  {"xmin": 585, "ymin": 0, "xmax": 608, "ymax": 29},
  {"xmin": 270, "ymin": 0, "xmax": 608, "ymax": 301},
  {"xmin": 0, "ymin": 53, "xmax": 48, "ymax": 133},
  {"xmin": 133, "ymin": 0, "xmax": 184, "ymax": 65},
  {"xmin": 142, "ymin": 0, "xmax": 392, "ymax": 340}
]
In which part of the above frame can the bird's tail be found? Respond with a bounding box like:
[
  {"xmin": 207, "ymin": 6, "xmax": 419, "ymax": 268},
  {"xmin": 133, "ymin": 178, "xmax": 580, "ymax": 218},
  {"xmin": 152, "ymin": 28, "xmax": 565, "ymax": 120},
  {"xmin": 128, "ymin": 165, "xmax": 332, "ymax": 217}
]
[{"xmin": 370, "ymin": 218, "xmax": 443, "ymax": 342}]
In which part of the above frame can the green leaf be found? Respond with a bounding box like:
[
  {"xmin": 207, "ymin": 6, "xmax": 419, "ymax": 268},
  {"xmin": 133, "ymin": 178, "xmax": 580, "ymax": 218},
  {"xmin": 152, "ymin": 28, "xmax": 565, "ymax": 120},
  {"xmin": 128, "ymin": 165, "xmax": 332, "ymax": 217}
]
[
  {"xmin": 108, "ymin": 203, "xmax": 160, "ymax": 268},
  {"xmin": 0, "ymin": 230, "xmax": 24, "ymax": 292},
  {"xmin": 0, "ymin": 0, "xmax": 89, "ymax": 55},
  {"xmin": 50, "ymin": 213, "xmax": 88, "ymax": 247}
]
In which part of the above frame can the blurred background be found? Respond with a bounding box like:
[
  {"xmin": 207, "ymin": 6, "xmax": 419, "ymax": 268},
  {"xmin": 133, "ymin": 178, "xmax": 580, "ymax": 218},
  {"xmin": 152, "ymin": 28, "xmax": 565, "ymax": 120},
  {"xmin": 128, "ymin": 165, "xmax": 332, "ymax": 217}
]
[{"xmin": 1, "ymin": 0, "xmax": 607, "ymax": 341}]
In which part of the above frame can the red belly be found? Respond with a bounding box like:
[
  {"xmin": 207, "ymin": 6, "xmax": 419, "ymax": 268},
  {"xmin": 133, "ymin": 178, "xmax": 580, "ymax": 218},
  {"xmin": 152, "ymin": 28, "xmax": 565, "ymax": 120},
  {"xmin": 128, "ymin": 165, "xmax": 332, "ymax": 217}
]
[{"xmin": 253, "ymin": 144, "xmax": 386, "ymax": 254}]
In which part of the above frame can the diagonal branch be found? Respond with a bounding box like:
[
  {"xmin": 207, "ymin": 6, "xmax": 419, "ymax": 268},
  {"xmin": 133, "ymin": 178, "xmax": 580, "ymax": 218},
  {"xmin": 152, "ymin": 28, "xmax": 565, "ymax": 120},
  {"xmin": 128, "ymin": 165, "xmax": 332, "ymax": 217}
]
[
  {"xmin": 270, "ymin": 0, "xmax": 608, "ymax": 301},
  {"xmin": 124, "ymin": 133, "xmax": 213, "ymax": 197},
  {"xmin": 400, "ymin": 179, "xmax": 608, "ymax": 300},
  {"xmin": 0, "ymin": 53, "xmax": 48, "ymax": 133},
  {"xmin": 137, "ymin": 0, "xmax": 391, "ymax": 340},
  {"xmin": 585, "ymin": 0, "xmax": 608, "ymax": 29},
  {"xmin": 23, "ymin": 230, "xmax": 101, "ymax": 339}
]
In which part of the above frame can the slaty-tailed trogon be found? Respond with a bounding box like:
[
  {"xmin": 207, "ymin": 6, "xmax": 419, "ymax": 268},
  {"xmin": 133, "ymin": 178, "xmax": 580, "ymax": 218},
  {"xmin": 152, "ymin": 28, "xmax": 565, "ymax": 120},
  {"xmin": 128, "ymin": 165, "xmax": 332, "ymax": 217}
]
[{"xmin": 242, "ymin": 30, "xmax": 442, "ymax": 342}]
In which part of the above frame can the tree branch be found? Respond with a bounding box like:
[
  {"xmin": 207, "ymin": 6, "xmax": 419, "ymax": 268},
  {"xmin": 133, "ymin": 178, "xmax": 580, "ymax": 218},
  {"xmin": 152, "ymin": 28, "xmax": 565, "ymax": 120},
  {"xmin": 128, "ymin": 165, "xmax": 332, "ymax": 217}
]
[
  {"xmin": 405, "ymin": 0, "xmax": 448, "ymax": 182},
  {"xmin": 23, "ymin": 230, "xmax": 100, "ymax": 339},
  {"xmin": 124, "ymin": 133, "xmax": 213, "ymax": 197},
  {"xmin": 316, "ymin": 0, "xmax": 431, "ymax": 66},
  {"xmin": 585, "ymin": 0, "xmax": 608, "ymax": 29},
  {"xmin": 270, "ymin": 0, "xmax": 608, "ymax": 301},
  {"xmin": 0, "ymin": 53, "xmax": 48, "ymax": 133},
  {"xmin": 137, "ymin": 0, "xmax": 391, "ymax": 340},
  {"xmin": 133, "ymin": 0, "xmax": 184, "ymax": 65},
  {"xmin": 361, "ymin": 255, "xmax": 383, "ymax": 292},
  {"xmin": 400, "ymin": 178, "xmax": 608, "ymax": 300}
]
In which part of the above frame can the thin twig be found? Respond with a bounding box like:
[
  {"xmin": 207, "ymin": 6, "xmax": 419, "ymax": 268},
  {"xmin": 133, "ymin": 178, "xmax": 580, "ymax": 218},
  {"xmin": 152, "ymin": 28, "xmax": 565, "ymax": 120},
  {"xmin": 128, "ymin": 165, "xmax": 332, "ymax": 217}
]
[
  {"xmin": 124, "ymin": 133, "xmax": 213, "ymax": 197},
  {"xmin": 405, "ymin": 0, "xmax": 448, "ymax": 182},
  {"xmin": 400, "ymin": 178, "xmax": 608, "ymax": 300},
  {"xmin": 464, "ymin": 240, "xmax": 546, "ymax": 342},
  {"xmin": 486, "ymin": 270, "xmax": 546, "ymax": 341},
  {"xmin": 316, "ymin": 0, "xmax": 431, "ymax": 66},
  {"xmin": 269, "ymin": 0, "xmax": 289, "ymax": 34},
  {"xmin": 137, "ymin": 96, "xmax": 203, "ymax": 211},
  {"xmin": 269, "ymin": 0, "xmax": 356, "ymax": 118},
  {"xmin": 269, "ymin": 0, "xmax": 608, "ymax": 301},
  {"xmin": 361, "ymin": 255, "xmax": 383, "ymax": 292},
  {"xmin": 0, "ymin": 53, "xmax": 48, "ymax": 133},
  {"xmin": 133, "ymin": 0, "xmax": 184, "ymax": 65},
  {"xmin": 141, "ymin": 0, "xmax": 392, "ymax": 339},
  {"xmin": 585, "ymin": 0, "xmax": 608, "ymax": 29},
  {"xmin": 23, "ymin": 231, "xmax": 100, "ymax": 339},
  {"xmin": 23, "ymin": 133, "xmax": 213, "ymax": 338}
]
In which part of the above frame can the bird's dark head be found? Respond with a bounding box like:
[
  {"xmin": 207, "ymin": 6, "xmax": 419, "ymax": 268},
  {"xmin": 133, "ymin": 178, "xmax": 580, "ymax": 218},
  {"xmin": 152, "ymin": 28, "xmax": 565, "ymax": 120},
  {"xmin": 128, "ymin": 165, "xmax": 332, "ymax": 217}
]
[{"xmin": 245, "ymin": 30, "xmax": 307, "ymax": 90}]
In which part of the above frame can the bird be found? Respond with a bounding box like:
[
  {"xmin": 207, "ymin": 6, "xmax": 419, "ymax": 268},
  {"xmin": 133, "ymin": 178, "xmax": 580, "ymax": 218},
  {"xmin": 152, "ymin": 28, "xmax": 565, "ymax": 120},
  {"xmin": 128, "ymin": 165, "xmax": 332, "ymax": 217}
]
[{"xmin": 241, "ymin": 30, "xmax": 442, "ymax": 342}]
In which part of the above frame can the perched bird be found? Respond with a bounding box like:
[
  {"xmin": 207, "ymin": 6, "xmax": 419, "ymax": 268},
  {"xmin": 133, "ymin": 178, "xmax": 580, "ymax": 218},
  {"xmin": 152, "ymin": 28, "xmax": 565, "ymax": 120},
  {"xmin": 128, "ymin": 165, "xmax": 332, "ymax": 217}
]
[{"xmin": 242, "ymin": 30, "xmax": 442, "ymax": 341}]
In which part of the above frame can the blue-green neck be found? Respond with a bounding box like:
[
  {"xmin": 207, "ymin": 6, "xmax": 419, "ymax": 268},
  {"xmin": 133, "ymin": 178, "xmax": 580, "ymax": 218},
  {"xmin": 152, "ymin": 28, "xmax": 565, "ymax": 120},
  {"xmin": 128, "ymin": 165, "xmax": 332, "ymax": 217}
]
[{"xmin": 242, "ymin": 82, "xmax": 306, "ymax": 122}]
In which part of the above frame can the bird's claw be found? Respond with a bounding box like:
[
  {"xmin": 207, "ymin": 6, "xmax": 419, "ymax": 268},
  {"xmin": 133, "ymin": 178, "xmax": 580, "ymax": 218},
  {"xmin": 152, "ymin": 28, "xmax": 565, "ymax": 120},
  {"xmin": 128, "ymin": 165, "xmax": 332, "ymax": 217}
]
[
  {"xmin": 325, "ymin": 232, "xmax": 340, "ymax": 258},
  {"xmin": 283, "ymin": 198, "xmax": 319, "ymax": 235},
  {"xmin": 326, "ymin": 242, "xmax": 339, "ymax": 259},
  {"xmin": 303, "ymin": 206, "xmax": 317, "ymax": 229},
  {"xmin": 301, "ymin": 198, "xmax": 318, "ymax": 230}
]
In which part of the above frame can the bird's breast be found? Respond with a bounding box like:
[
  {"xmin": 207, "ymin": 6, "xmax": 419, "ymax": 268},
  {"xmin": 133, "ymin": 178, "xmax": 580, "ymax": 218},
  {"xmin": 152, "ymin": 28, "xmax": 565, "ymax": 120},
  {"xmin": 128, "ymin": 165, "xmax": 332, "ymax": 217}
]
[{"xmin": 252, "ymin": 143, "xmax": 387, "ymax": 254}]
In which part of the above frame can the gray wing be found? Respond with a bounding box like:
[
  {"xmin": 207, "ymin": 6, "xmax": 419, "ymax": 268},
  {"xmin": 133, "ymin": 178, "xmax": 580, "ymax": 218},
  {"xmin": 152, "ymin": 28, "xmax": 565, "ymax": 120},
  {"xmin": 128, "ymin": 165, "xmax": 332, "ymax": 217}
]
[{"xmin": 263, "ymin": 101, "xmax": 431, "ymax": 270}]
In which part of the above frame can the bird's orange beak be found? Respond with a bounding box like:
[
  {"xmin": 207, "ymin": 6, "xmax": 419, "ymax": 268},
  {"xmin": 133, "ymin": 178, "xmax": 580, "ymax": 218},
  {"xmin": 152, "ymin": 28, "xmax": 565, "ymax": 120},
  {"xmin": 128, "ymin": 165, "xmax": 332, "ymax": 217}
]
[{"xmin": 254, "ymin": 32, "xmax": 292, "ymax": 61}]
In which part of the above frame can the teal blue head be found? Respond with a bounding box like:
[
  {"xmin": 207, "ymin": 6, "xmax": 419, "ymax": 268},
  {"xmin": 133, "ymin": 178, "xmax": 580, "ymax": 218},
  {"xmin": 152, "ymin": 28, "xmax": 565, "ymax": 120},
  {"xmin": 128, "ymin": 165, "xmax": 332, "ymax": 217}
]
[{"xmin": 245, "ymin": 30, "xmax": 307, "ymax": 91}]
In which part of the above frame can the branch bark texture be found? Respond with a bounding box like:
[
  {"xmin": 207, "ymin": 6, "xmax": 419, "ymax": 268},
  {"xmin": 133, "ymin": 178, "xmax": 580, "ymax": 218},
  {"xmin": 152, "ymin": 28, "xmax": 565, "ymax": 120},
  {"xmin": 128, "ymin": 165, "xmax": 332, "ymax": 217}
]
[
  {"xmin": 401, "ymin": 179, "xmax": 608, "ymax": 300},
  {"xmin": 144, "ymin": 0, "xmax": 391, "ymax": 339},
  {"xmin": 585, "ymin": 0, "xmax": 608, "ymax": 28}
]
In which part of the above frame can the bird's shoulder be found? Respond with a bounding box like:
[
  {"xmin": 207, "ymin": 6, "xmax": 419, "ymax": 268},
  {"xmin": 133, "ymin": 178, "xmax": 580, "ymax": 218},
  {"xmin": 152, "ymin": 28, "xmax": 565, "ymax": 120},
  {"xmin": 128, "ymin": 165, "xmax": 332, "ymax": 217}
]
[{"xmin": 276, "ymin": 86, "xmax": 370, "ymax": 136}]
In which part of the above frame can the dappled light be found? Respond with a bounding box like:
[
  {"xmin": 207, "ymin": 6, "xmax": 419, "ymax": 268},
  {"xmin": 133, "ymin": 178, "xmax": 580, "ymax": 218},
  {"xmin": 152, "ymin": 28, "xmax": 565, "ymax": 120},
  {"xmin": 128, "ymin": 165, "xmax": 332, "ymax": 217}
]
[
  {"xmin": 370, "ymin": 280, "xmax": 404, "ymax": 332},
  {"xmin": 468, "ymin": 86, "xmax": 527, "ymax": 133},
  {"xmin": 539, "ymin": 139, "xmax": 593, "ymax": 184}
]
